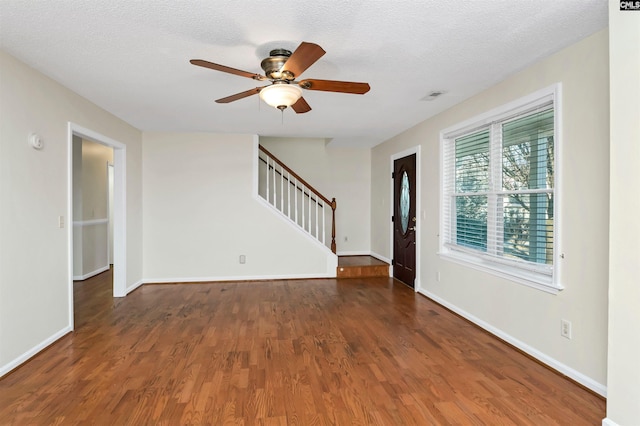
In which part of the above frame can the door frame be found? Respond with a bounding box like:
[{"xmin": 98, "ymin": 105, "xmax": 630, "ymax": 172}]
[
  {"xmin": 67, "ymin": 123, "xmax": 127, "ymax": 327},
  {"xmin": 107, "ymin": 162, "xmax": 114, "ymax": 266},
  {"xmin": 389, "ymin": 146, "xmax": 421, "ymax": 291}
]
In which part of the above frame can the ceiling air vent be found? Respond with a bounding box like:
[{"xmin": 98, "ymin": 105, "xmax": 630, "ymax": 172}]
[{"xmin": 421, "ymin": 90, "xmax": 447, "ymax": 101}]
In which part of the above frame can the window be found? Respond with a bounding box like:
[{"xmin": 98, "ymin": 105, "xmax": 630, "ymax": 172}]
[{"xmin": 441, "ymin": 85, "xmax": 561, "ymax": 292}]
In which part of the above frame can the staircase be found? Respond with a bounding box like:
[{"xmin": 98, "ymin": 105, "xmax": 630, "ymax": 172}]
[
  {"xmin": 337, "ymin": 255, "xmax": 390, "ymax": 278},
  {"xmin": 258, "ymin": 146, "xmax": 389, "ymax": 280},
  {"xmin": 258, "ymin": 145, "xmax": 336, "ymax": 253}
]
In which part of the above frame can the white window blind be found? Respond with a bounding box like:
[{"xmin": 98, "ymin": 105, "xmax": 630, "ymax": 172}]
[{"xmin": 441, "ymin": 88, "xmax": 559, "ymax": 291}]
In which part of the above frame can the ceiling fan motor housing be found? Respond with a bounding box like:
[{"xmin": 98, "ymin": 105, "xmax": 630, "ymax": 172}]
[
  {"xmin": 261, "ymin": 49, "xmax": 295, "ymax": 81},
  {"xmin": 190, "ymin": 41, "xmax": 369, "ymax": 114}
]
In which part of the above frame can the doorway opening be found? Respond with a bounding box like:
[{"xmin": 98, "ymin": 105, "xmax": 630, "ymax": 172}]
[
  {"xmin": 390, "ymin": 147, "xmax": 421, "ymax": 290},
  {"xmin": 72, "ymin": 138, "xmax": 113, "ymax": 281},
  {"xmin": 67, "ymin": 123, "xmax": 127, "ymax": 328}
]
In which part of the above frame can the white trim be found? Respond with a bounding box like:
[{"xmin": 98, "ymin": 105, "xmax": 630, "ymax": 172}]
[
  {"xmin": 439, "ymin": 251, "xmax": 561, "ymax": 294},
  {"xmin": 0, "ymin": 326, "xmax": 72, "ymax": 377},
  {"xmin": 112, "ymin": 147, "xmax": 126, "ymax": 297},
  {"xmin": 107, "ymin": 163, "xmax": 114, "ymax": 266},
  {"xmin": 602, "ymin": 419, "xmax": 619, "ymax": 426},
  {"xmin": 439, "ymin": 84, "xmax": 562, "ymax": 293},
  {"xmin": 440, "ymin": 84, "xmax": 559, "ymax": 137},
  {"xmin": 126, "ymin": 279, "xmax": 144, "ymax": 295},
  {"xmin": 142, "ymin": 271, "xmax": 337, "ymax": 285},
  {"xmin": 252, "ymin": 136, "xmax": 337, "ymax": 279},
  {"xmin": 67, "ymin": 128, "xmax": 74, "ymax": 330},
  {"xmin": 326, "ymin": 253, "xmax": 338, "ymax": 277},
  {"xmin": 72, "ymin": 218, "xmax": 108, "ymax": 226},
  {"xmin": 420, "ymin": 289, "xmax": 607, "ymax": 397},
  {"xmin": 255, "ymin": 192, "xmax": 335, "ymax": 256},
  {"xmin": 390, "ymin": 146, "xmax": 422, "ymax": 290},
  {"xmin": 68, "ymin": 123, "xmax": 127, "ymax": 302},
  {"xmin": 370, "ymin": 251, "xmax": 392, "ymax": 265},
  {"xmin": 254, "ymin": 140, "xmax": 334, "ymax": 256},
  {"xmin": 553, "ymin": 83, "xmax": 564, "ymax": 292},
  {"xmin": 336, "ymin": 250, "xmax": 373, "ymax": 256},
  {"xmin": 73, "ymin": 265, "xmax": 110, "ymax": 281}
]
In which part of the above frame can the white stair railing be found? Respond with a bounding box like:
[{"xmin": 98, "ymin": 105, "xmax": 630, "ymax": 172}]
[{"xmin": 258, "ymin": 145, "xmax": 336, "ymax": 253}]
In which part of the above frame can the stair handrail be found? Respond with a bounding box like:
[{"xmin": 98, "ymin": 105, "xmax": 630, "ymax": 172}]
[{"xmin": 259, "ymin": 145, "xmax": 337, "ymax": 253}]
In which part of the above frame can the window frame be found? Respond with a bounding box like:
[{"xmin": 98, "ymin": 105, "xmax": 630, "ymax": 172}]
[{"xmin": 439, "ymin": 84, "xmax": 563, "ymax": 294}]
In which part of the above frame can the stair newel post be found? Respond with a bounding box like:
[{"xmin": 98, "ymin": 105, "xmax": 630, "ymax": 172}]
[{"xmin": 331, "ymin": 198, "xmax": 337, "ymax": 254}]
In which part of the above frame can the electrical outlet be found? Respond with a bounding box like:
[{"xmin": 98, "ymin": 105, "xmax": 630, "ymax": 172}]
[
  {"xmin": 437, "ymin": 272, "xmax": 441, "ymax": 282},
  {"xmin": 239, "ymin": 255, "xmax": 246, "ymax": 264},
  {"xmin": 561, "ymin": 319, "xmax": 572, "ymax": 339}
]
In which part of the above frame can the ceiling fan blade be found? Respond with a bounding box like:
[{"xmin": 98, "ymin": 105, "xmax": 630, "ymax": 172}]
[
  {"xmin": 280, "ymin": 42, "xmax": 326, "ymax": 78},
  {"xmin": 291, "ymin": 97, "xmax": 312, "ymax": 114},
  {"xmin": 215, "ymin": 87, "xmax": 263, "ymax": 104},
  {"xmin": 190, "ymin": 59, "xmax": 266, "ymax": 80},
  {"xmin": 298, "ymin": 79, "xmax": 370, "ymax": 94}
]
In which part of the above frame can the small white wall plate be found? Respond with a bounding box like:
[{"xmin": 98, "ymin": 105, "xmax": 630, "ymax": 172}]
[{"xmin": 29, "ymin": 133, "xmax": 44, "ymax": 150}]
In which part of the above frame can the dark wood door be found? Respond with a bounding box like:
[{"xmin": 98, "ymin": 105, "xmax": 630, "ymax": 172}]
[{"xmin": 393, "ymin": 154, "xmax": 417, "ymax": 287}]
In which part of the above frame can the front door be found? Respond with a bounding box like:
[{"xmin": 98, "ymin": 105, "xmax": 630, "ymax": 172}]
[{"xmin": 393, "ymin": 154, "xmax": 416, "ymax": 287}]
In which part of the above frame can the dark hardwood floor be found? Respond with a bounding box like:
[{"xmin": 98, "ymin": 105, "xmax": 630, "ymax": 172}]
[{"xmin": 0, "ymin": 269, "xmax": 605, "ymax": 424}]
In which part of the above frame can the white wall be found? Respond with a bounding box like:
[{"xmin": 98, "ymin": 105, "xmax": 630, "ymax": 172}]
[
  {"xmin": 142, "ymin": 133, "xmax": 336, "ymax": 282},
  {"xmin": 260, "ymin": 137, "xmax": 371, "ymax": 256},
  {"xmin": 0, "ymin": 50, "xmax": 143, "ymax": 375},
  {"xmin": 371, "ymin": 30, "xmax": 609, "ymax": 394},
  {"xmin": 80, "ymin": 140, "xmax": 112, "ymax": 222},
  {"xmin": 606, "ymin": 3, "xmax": 640, "ymax": 424},
  {"xmin": 72, "ymin": 139, "xmax": 113, "ymax": 279}
]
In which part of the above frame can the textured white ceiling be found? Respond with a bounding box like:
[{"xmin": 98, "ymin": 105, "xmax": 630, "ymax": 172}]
[{"xmin": 0, "ymin": 0, "xmax": 607, "ymax": 147}]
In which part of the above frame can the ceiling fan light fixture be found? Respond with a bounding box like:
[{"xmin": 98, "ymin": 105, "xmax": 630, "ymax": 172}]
[
  {"xmin": 191, "ymin": 41, "xmax": 369, "ymax": 115},
  {"xmin": 260, "ymin": 84, "xmax": 303, "ymax": 110}
]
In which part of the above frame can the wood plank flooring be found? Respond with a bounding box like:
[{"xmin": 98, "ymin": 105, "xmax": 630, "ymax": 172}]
[{"xmin": 0, "ymin": 270, "xmax": 605, "ymax": 424}]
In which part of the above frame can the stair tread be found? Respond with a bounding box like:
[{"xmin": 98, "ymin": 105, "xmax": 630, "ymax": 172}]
[{"xmin": 338, "ymin": 255, "xmax": 388, "ymax": 267}]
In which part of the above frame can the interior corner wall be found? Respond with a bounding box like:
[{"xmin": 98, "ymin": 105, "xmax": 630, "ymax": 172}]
[
  {"xmin": 142, "ymin": 133, "xmax": 335, "ymax": 282},
  {"xmin": 371, "ymin": 30, "xmax": 609, "ymax": 393},
  {"xmin": 259, "ymin": 137, "xmax": 371, "ymax": 256},
  {"xmin": 0, "ymin": 50, "xmax": 143, "ymax": 375},
  {"xmin": 606, "ymin": 3, "xmax": 640, "ymax": 424}
]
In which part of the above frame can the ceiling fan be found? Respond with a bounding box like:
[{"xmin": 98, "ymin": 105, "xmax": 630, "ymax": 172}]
[{"xmin": 190, "ymin": 42, "xmax": 370, "ymax": 114}]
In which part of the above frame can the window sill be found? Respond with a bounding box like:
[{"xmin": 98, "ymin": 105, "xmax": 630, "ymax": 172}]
[{"xmin": 438, "ymin": 250, "xmax": 563, "ymax": 295}]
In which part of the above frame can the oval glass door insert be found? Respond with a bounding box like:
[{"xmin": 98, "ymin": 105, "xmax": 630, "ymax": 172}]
[{"xmin": 400, "ymin": 171, "xmax": 410, "ymax": 233}]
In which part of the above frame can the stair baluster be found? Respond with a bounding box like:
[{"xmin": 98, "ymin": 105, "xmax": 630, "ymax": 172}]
[{"xmin": 258, "ymin": 145, "xmax": 337, "ymax": 253}]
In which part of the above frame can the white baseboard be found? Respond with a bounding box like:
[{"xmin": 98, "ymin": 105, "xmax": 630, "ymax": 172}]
[
  {"xmin": 126, "ymin": 279, "xmax": 144, "ymax": 295},
  {"xmin": 73, "ymin": 265, "xmax": 109, "ymax": 281},
  {"xmin": 602, "ymin": 418, "xmax": 618, "ymax": 426},
  {"xmin": 0, "ymin": 326, "xmax": 72, "ymax": 378},
  {"xmin": 336, "ymin": 251, "xmax": 393, "ymax": 271},
  {"xmin": 420, "ymin": 289, "xmax": 607, "ymax": 397},
  {"xmin": 336, "ymin": 250, "xmax": 371, "ymax": 256},
  {"xmin": 371, "ymin": 252, "xmax": 393, "ymax": 277},
  {"xmin": 142, "ymin": 271, "xmax": 337, "ymax": 285},
  {"xmin": 370, "ymin": 251, "xmax": 391, "ymax": 264}
]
